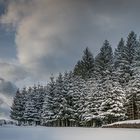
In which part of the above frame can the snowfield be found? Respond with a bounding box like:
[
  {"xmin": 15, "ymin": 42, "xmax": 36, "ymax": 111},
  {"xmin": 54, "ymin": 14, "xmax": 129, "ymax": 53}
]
[
  {"xmin": 0, "ymin": 126, "xmax": 140, "ymax": 140},
  {"xmin": 0, "ymin": 117, "xmax": 17, "ymax": 126},
  {"xmin": 103, "ymin": 120, "xmax": 140, "ymax": 128},
  {"xmin": 107, "ymin": 119, "xmax": 140, "ymax": 125}
]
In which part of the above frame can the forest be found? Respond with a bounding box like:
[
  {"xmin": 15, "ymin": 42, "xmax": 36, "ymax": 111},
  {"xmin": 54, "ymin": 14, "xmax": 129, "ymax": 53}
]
[{"xmin": 11, "ymin": 31, "xmax": 140, "ymax": 127}]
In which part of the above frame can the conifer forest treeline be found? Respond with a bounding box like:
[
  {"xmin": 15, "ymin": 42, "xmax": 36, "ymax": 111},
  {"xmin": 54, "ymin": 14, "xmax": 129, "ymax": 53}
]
[{"xmin": 11, "ymin": 31, "xmax": 140, "ymax": 127}]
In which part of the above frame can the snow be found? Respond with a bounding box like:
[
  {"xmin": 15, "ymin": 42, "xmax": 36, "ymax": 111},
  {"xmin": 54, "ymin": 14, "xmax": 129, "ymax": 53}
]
[
  {"xmin": 0, "ymin": 117, "xmax": 11, "ymax": 121},
  {"xmin": 106, "ymin": 119, "xmax": 140, "ymax": 126},
  {"xmin": 0, "ymin": 126, "xmax": 140, "ymax": 140},
  {"xmin": 0, "ymin": 117, "xmax": 17, "ymax": 125}
]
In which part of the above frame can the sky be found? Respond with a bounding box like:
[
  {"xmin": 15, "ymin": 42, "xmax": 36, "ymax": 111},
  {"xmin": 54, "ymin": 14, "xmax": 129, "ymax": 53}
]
[{"xmin": 0, "ymin": 0, "xmax": 140, "ymax": 117}]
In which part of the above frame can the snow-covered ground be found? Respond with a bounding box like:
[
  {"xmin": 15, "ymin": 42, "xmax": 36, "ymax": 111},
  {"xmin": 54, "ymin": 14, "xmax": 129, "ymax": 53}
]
[
  {"xmin": 0, "ymin": 126, "xmax": 140, "ymax": 140},
  {"xmin": 108, "ymin": 119, "xmax": 140, "ymax": 125},
  {"xmin": 103, "ymin": 120, "xmax": 140, "ymax": 128},
  {"xmin": 0, "ymin": 117, "xmax": 17, "ymax": 125}
]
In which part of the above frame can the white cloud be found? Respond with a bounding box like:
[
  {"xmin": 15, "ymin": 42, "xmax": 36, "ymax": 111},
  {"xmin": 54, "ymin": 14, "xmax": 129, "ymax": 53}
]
[
  {"xmin": 0, "ymin": 78, "xmax": 17, "ymax": 117},
  {"xmin": 0, "ymin": 59, "xmax": 28, "ymax": 82}
]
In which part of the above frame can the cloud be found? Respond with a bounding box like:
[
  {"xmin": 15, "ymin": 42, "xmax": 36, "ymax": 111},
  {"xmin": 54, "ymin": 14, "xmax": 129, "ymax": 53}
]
[
  {"xmin": 0, "ymin": 59, "xmax": 28, "ymax": 82},
  {"xmin": 0, "ymin": 0, "xmax": 119, "ymax": 80},
  {"xmin": 0, "ymin": 0, "xmax": 140, "ymax": 117},
  {"xmin": 1, "ymin": 0, "xmax": 140, "ymax": 81},
  {"xmin": 0, "ymin": 78, "xmax": 17, "ymax": 117}
]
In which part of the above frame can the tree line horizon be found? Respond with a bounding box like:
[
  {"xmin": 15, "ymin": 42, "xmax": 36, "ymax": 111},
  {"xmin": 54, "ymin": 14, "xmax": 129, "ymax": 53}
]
[{"xmin": 11, "ymin": 31, "xmax": 140, "ymax": 127}]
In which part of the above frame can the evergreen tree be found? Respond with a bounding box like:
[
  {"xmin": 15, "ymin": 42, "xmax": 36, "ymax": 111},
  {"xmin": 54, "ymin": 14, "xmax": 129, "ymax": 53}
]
[
  {"xmin": 99, "ymin": 74, "xmax": 127, "ymax": 124},
  {"xmin": 95, "ymin": 40, "xmax": 113, "ymax": 80},
  {"xmin": 10, "ymin": 88, "xmax": 27, "ymax": 125},
  {"xmin": 24, "ymin": 86, "xmax": 39, "ymax": 125},
  {"xmin": 41, "ymin": 76, "xmax": 56, "ymax": 126},
  {"xmin": 61, "ymin": 72, "xmax": 88, "ymax": 127},
  {"xmin": 63, "ymin": 71, "xmax": 75, "ymax": 126},
  {"xmin": 74, "ymin": 47, "xmax": 94, "ymax": 80},
  {"xmin": 125, "ymin": 31, "xmax": 137, "ymax": 65},
  {"xmin": 72, "ymin": 75, "xmax": 87, "ymax": 126},
  {"xmin": 115, "ymin": 31, "xmax": 137, "ymax": 86},
  {"xmin": 37, "ymin": 85, "xmax": 46, "ymax": 125},
  {"xmin": 60, "ymin": 71, "xmax": 73, "ymax": 126},
  {"xmin": 53, "ymin": 73, "xmax": 65, "ymax": 126},
  {"xmin": 114, "ymin": 38, "xmax": 125, "ymax": 68},
  {"xmin": 114, "ymin": 38, "xmax": 127, "ymax": 85},
  {"xmin": 126, "ymin": 40, "xmax": 140, "ymax": 119},
  {"xmin": 82, "ymin": 78, "xmax": 100, "ymax": 127}
]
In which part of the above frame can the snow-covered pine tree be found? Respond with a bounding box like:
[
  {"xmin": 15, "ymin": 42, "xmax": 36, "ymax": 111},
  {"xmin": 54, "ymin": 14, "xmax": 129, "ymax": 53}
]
[
  {"xmin": 23, "ymin": 86, "xmax": 39, "ymax": 125},
  {"xmin": 58, "ymin": 71, "xmax": 73, "ymax": 127},
  {"xmin": 74, "ymin": 47, "xmax": 94, "ymax": 80},
  {"xmin": 94, "ymin": 38, "xmax": 127, "ymax": 124},
  {"xmin": 10, "ymin": 88, "xmax": 27, "ymax": 125},
  {"xmin": 114, "ymin": 38, "xmax": 127, "ymax": 85},
  {"xmin": 114, "ymin": 31, "xmax": 138, "ymax": 120},
  {"xmin": 123, "ymin": 31, "xmax": 137, "ymax": 85},
  {"xmin": 94, "ymin": 40, "xmax": 113, "ymax": 81},
  {"xmin": 125, "ymin": 31, "xmax": 137, "ymax": 65},
  {"xmin": 94, "ymin": 40, "xmax": 113, "ymax": 107},
  {"xmin": 63, "ymin": 71, "xmax": 75, "ymax": 126},
  {"xmin": 53, "ymin": 73, "xmax": 65, "ymax": 126},
  {"xmin": 99, "ymin": 72, "xmax": 127, "ymax": 124},
  {"xmin": 60, "ymin": 72, "xmax": 88, "ymax": 127},
  {"xmin": 36, "ymin": 85, "xmax": 46, "ymax": 125},
  {"xmin": 41, "ymin": 76, "xmax": 56, "ymax": 126},
  {"xmin": 114, "ymin": 38, "xmax": 125, "ymax": 69},
  {"xmin": 30, "ymin": 85, "xmax": 45, "ymax": 125},
  {"xmin": 126, "ymin": 39, "xmax": 140, "ymax": 120},
  {"xmin": 73, "ymin": 60, "xmax": 83, "ymax": 77},
  {"xmin": 71, "ymin": 75, "xmax": 87, "ymax": 126},
  {"xmin": 81, "ymin": 77, "xmax": 101, "ymax": 127}
]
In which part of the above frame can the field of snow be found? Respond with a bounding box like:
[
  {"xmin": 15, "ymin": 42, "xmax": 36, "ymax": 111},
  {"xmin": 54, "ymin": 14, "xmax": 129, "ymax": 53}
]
[
  {"xmin": 0, "ymin": 126, "xmax": 140, "ymax": 140},
  {"xmin": 108, "ymin": 119, "xmax": 140, "ymax": 125},
  {"xmin": 0, "ymin": 117, "xmax": 17, "ymax": 126},
  {"xmin": 103, "ymin": 120, "xmax": 140, "ymax": 128}
]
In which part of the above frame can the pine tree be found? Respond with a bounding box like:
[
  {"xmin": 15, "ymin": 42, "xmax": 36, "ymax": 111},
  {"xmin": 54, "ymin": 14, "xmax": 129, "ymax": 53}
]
[
  {"xmin": 95, "ymin": 40, "xmax": 113, "ymax": 81},
  {"xmin": 53, "ymin": 73, "xmax": 65, "ymax": 126},
  {"xmin": 99, "ymin": 74, "xmax": 127, "ymax": 124},
  {"xmin": 63, "ymin": 71, "xmax": 75, "ymax": 126},
  {"xmin": 60, "ymin": 71, "xmax": 73, "ymax": 126},
  {"xmin": 60, "ymin": 72, "xmax": 88, "ymax": 127},
  {"xmin": 23, "ymin": 86, "xmax": 39, "ymax": 125},
  {"xmin": 10, "ymin": 88, "xmax": 27, "ymax": 125},
  {"xmin": 74, "ymin": 47, "xmax": 94, "ymax": 80},
  {"xmin": 126, "ymin": 40, "xmax": 140, "ymax": 120},
  {"xmin": 115, "ymin": 31, "xmax": 137, "ymax": 86},
  {"xmin": 114, "ymin": 38, "xmax": 127, "ymax": 85},
  {"xmin": 72, "ymin": 75, "xmax": 87, "ymax": 126},
  {"xmin": 36, "ymin": 85, "xmax": 46, "ymax": 125},
  {"xmin": 41, "ymin": 76, "xmax": 56, "ymax": 126},
  {"xmin": 82, "ymin": 78, "xmax": 100, "ymax": 127},
  {"xmin": 114, "ymin": 38, "xmax": 125, "ymax": 68},
  {"xmin": 125, "ymin": 31, "xmax": 137, "ymax": 65}
]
